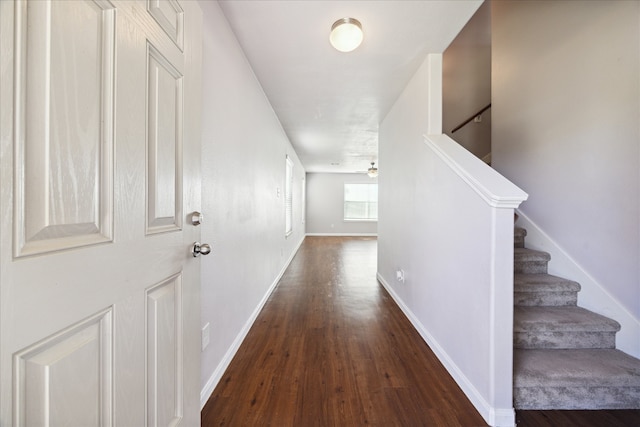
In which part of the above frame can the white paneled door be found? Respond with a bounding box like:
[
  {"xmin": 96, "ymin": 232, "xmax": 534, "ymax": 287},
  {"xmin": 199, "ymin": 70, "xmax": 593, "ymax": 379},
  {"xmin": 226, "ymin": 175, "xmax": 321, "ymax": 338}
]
[{"xmin": 0, "ymin": 0, "xmax": 202, "ymax": 425}]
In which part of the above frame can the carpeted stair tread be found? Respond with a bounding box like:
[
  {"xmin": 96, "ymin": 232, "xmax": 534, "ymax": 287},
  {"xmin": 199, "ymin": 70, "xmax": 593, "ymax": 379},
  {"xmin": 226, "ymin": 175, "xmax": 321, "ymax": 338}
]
[
  {"xmin": 514, "ymin": 248, "xmax": 550, "ymax": 262},
  {"xmin": 514, "ymin": 227, "xmax": 527, "ymax": 248},
  {"xmin": 514, "ymin": 306, "xmax": 621, "ymax": 333},
  {"xmin": 514, "ymin": 273, "xmax": 581, "ymax": 292},
  {"xmin": 514, "ymin": 306, "xmax": 621, "ymax": 349},
  {"xmin": 514, "ymin": 248, "xmax": 550, "ymax": 274},
  {"xmin": 514, "ymin": 274, "xmax": 581, "ymax": 306},
  {"xmin": 514, "ymin": 349, "xmax": 640, "ymax": 409},
  {"xmin": 514, "ymin": 348, "xmax": 640, "ymax": 388}
]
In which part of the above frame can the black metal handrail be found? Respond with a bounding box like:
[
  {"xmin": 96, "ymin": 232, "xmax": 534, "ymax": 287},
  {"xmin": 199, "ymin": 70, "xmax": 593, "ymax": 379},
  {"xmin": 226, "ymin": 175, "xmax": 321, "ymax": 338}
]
[{"xmin": 451, "ymin": 103, "xmax": 491, "ymax": 134}]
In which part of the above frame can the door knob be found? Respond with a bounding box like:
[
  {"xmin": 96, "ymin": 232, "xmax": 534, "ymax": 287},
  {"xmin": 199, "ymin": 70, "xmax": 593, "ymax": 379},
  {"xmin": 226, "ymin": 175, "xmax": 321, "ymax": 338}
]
[{"xmin": 192, "ymin": 242, "xmax": 211, "ymax": 257}]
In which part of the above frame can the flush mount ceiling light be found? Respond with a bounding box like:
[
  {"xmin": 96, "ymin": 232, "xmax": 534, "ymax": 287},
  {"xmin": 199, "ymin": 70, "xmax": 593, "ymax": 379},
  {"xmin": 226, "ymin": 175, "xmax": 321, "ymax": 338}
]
[
  {"xmin": 330, "ymin": 18, "xmax": 363, "ymax": 53},
  {"xmin": 367, "ymin": 162, "xmax": 378, "ymax": 178}
]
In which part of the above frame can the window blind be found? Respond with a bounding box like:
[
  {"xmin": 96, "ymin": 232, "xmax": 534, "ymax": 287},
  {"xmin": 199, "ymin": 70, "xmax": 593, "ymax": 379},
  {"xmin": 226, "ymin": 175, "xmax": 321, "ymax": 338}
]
[{"xmin": 344, "ymin": 183, "xmax": 378, "ymax": 221}]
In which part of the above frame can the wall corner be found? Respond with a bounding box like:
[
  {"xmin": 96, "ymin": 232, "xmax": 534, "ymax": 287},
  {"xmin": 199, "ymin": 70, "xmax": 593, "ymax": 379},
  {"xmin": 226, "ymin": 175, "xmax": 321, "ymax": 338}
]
[{"xmin": 427, "ymin": 53, "xmax": 443, "ymax": 135}]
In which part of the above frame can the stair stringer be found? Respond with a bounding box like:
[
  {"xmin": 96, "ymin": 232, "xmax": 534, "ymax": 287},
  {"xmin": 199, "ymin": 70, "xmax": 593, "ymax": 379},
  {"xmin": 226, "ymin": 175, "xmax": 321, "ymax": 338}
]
[{"xmin": 515, "ymin": 209, "xmax": 640, "ymax": 358}]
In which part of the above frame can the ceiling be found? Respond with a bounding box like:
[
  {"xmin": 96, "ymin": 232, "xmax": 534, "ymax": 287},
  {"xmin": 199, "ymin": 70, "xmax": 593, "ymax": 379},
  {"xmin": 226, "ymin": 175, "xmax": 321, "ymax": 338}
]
[{"xmin": 218, "ymin": 0, "xmax": 483, "ymax": 173}]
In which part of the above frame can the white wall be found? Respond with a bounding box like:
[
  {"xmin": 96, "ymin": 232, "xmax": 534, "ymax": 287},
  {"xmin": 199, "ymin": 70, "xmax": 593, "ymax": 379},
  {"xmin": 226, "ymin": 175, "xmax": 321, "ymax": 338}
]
[
  {"xmin": 378, "ymin": 55, "xmax": 525, "ymax": 427},
  {"xmin": 305, "ymin": 173, "xmax": 377, "ymax": 236},
  {"xmin": 492, "ymin": 0, "xmax": 640, "ymax": 355},
  {"xmin": 198, "ymin": 0, "xmax": 306, "ymax": 406},
  {"xmin": 443, "ymin": 1, "xmax": 491, "ymax": 159}
]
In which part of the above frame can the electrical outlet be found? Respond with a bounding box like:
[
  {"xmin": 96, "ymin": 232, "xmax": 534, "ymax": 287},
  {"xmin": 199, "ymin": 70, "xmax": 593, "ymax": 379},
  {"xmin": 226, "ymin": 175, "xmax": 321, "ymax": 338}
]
[
  {"xmin": 396, "ymin": 269, "xmax": 405, "ymax": 283},
  {"xmin": 201, "ymin": 323, "xmax": 210, "ymax": 351}
]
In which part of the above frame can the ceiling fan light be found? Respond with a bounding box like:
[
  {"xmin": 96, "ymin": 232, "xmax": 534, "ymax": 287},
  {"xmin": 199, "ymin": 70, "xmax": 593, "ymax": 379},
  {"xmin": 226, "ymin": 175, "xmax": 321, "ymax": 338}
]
[
  {"xmin": 367, "ymin": 162, "xmax": 378, "ymax": 178},
  {"xmin": 330, "ymin": 18, "xmax": 363, "ymax": 53}
]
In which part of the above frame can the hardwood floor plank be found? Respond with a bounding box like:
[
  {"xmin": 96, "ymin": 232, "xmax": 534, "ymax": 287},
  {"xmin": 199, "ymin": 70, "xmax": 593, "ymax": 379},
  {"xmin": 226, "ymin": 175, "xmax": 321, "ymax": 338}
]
[
  {"xmin": 516, "ymin": 410, "xmax": 640, "ymax": 427},
  {"xmin": 201, "ymin": 237, "xmax": 488, "ymax": 426}
]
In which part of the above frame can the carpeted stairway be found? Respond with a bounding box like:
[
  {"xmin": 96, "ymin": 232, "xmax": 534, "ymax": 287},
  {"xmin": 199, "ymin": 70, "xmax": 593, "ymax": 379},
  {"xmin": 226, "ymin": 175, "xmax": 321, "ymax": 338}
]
[{"xmin": 513, "ymin": 227, "xmax": 640, "ymax": 409}]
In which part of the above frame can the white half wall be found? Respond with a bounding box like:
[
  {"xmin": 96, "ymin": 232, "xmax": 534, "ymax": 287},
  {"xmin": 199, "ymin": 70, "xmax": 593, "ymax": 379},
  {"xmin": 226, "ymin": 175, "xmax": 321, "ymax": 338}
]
[
  {"xmin": 199, "ymin": 0, "xmax": 306, "ymax": 407},
  {"xmin": 378, "ymin": 55, "xmax": 526, "ymax": 427},
  {"xmin": 492, "ymin": 0, "xmax": 640, "ymax": 349},
  {"xmin": 305, "ymin": 172, "xmax": 377, "ymax": 236}
]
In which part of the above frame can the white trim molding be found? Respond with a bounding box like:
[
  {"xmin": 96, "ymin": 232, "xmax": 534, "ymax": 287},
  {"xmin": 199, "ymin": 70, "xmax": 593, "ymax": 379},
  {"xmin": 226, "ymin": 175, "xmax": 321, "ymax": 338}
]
[
  {"xmin": 306, "ymin": 233, "xmax": 377, "ymax": 237},
  {"xmin": 424, "ymin": 134, "xmax": 528, "ymax": 209}
]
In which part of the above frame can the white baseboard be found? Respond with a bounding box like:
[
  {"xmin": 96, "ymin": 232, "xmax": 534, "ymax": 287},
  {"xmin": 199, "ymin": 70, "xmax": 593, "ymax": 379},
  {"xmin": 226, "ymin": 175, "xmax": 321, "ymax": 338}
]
[
  {"xmin": 200, "ymin": 235, "xmax": 306, "ymax": 409},
  {"xmin": 515, "ymin": 210, "xmax": 640, "ymax": 358},
  {"xmin": 377, "ymin": 273, "xmax": 515, "ymax": 427},
  {"xmin": 305, "ymin": 233, "xmax": 378, "ymax": 237}
]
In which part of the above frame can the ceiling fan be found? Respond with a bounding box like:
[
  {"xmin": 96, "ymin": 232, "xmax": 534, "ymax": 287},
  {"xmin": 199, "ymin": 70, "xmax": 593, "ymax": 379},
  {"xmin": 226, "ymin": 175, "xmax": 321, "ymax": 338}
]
[{"xmin": 356, "ymin": 162, "xmax": 378, "ymax": 177}]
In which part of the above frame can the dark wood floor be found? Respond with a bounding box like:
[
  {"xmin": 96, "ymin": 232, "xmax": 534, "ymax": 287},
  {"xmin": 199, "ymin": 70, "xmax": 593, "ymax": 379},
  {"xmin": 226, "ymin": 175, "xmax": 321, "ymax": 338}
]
[
  {"xmin": 201, "ymin": 236, "xmax": 640, "ymax": 426},
  {"xmin": 516, "ymin": 409, "xmax": 640, "ymax": 427}
]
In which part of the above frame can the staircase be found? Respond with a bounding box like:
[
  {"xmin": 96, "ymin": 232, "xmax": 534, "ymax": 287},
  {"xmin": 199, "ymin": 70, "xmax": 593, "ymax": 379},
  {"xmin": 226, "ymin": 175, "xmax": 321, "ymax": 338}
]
[{"xmin": 512, "ymin": 227, "xmax": 640, "ymax": 409}]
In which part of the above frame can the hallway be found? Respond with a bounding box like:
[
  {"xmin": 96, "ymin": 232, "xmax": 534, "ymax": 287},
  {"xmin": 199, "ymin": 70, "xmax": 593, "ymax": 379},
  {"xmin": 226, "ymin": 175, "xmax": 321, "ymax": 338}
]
[
  {"xmin": 201, "ymin": 236, "xmax": 640, "ymax": 426},
  {"xmin": 201, "ymin": 236, "xmax": 487, "ymax": 426}
]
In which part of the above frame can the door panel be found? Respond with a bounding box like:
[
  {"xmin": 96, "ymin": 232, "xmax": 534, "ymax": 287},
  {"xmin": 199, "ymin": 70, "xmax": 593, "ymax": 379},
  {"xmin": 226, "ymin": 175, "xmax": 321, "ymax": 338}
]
[
  {"xmin": 14, "ymin": 308, "xmax": 113, "ymax": 426},
  {"xmin": 14, "ymin": 0, "xmax": 115, "ymax": 257},
  {"xmin": 146, "ymin": 43, "xmax": 183, "ymax": 234},
  {"xmin": 0, "ymin": 0, "xmax": 202, "ymax": 425},
  {"xmin": 147, "ymin": 0, "xmax": 184, "ymax": 50},
  {"xmin": 146, "ymin": 274, "xmax": 183, "ymax": 426}
]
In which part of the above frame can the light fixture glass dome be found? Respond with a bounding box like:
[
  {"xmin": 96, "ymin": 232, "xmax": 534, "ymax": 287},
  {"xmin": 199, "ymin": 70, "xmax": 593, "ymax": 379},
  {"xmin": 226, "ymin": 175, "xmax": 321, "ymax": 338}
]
[
  {"xmin": 330, "ymin": 18, "xmax": 363, "ymax": 53},
  {"xmin": 367, "ymin": 162, "xmax": 378, "ymax": 178}
]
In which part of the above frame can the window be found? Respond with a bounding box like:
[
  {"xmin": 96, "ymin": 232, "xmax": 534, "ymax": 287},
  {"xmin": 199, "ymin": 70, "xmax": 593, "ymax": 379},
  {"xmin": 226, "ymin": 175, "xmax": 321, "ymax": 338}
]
[
  {"xmin": 285, "ymin": 156, "xmax": 293, "ymax": 236},
  {"xmin": 301, "ymin": 177, "xmax": 306, "ymax": 225},
  {"xmin": 344, "ymin": 183, "xmax": 378, "ymax": 221}
]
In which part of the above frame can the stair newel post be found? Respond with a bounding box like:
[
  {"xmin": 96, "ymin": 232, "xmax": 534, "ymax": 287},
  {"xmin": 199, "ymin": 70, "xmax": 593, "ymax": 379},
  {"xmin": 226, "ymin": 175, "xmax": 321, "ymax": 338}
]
[{"xmin": 488, "ymin": 206, "xmax": 519, "ymax": 422}]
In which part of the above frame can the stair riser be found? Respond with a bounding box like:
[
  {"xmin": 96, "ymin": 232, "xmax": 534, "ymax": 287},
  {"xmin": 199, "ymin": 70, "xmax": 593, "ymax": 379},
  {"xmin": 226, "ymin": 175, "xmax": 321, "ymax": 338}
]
[
  {"xmin": 514, "ymin": 261, "xmax": 547, "ymax": 274},
  {"xmin": 514, "ymin": 386, "xmax": 640, "ymax": 410},
  {"xmin": 514, "ymin": 331, "xmax": 617, "ymax": 350},
  {"xmin": 514, "ymin": 227, "xmax": 527, "ymax": 249},
  {"xmin": 514, "ymin": 291, "xmax": 577, "ymax": 307}
]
